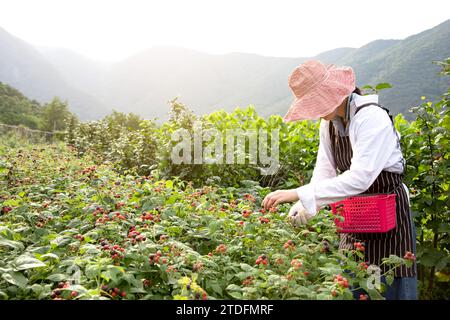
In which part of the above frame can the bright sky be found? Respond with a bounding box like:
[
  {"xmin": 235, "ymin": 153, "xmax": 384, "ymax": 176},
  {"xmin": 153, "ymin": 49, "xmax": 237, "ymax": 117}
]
[{"xmin": 0, "ymin": 0, "xmax": 448, "ymax": 62}]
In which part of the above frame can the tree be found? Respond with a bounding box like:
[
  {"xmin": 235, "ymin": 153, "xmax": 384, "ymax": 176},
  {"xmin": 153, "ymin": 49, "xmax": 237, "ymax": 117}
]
[{"xmin": 41, "ymin": 97, "xmax": 73, "ymax": 131}]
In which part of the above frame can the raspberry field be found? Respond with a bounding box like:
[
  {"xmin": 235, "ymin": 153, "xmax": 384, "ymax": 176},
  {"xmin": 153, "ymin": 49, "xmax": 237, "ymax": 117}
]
[
  {"xmin": 0, "ymin": 60, "xmax": 448, "ymax": 300},
  {"xmin": 0, "ymin": 143, "xmax": 396, "ymax": 300}
]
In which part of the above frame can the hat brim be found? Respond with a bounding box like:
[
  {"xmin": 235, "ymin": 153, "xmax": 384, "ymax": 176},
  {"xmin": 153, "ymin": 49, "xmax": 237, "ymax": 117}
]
[{"xmin": 283, "ymin": 66, "xmax": 355, "ymax": 122}]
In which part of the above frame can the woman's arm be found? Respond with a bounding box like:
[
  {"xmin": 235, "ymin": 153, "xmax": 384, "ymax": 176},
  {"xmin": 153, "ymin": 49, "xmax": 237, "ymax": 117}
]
[
  {"xmin": 296, "ymin": 106, "xmax": 398, "ymax": 215},
  {"xmin": 262, "ymin": 120, "xmax": 336, "ymax": 210}
]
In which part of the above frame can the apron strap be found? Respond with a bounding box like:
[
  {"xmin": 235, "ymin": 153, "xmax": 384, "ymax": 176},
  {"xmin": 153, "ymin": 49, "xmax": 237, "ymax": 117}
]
[
  {"xmin": 354, "ymin": 103, "xmax": 405, "ymax": 173},
  {"xmin": 355, "ymin": 103, "xmax": 394, "ymax": 123}
]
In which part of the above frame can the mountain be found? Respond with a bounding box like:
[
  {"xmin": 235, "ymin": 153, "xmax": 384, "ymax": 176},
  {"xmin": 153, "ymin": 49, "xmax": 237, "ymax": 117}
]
[
  {"xmin": 0, "ymin": 27, "xmax": 108, "ymax": 120},
  {"xmin": 37, "ymin": 47, "xmax": 110, "ymax": 98},
  {"xmin": 1, "ymin": 20, "xmax": 449, "ymax": 121},
  {"xmin": 323, "ymin": 20, "xmax": 450, "ymax": 115}
]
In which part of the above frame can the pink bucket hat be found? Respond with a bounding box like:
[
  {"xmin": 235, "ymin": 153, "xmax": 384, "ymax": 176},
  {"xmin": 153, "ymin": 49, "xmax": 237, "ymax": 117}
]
[{"xmin": 283, "ymin": 60, "xmax": 355, "ymax": 122}]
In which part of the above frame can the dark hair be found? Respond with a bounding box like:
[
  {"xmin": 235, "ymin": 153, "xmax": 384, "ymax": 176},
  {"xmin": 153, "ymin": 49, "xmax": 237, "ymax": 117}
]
[{"xmin": 353, "ymin": 87, "xmax": 362, "ymax": 95}]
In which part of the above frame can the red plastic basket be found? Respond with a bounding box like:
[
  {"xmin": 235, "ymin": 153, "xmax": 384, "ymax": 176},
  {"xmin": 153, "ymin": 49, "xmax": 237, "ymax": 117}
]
[{"xmin": 330, "ymin": 194, "xmax": 396, "ymax": 233}]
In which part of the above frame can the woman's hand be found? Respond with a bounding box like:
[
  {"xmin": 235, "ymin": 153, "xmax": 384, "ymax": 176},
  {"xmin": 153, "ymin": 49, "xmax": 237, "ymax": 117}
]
[
  {"xmin": 288, "ymin": 200, "xmax": 314, "ymax": 227},
  {"xmin": 262, "ymin": 189, "xmax": 299, "ymax": 210}
]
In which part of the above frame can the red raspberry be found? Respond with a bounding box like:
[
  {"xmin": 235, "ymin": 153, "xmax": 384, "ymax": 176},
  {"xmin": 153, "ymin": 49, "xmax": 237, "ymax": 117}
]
[
  {"xmin": 403, "ymin": 251, "xmax": 416, "ymax": 261},
  {"xmin": 242, "ymin": 210, "xmax": 251, "ymax": 218}
]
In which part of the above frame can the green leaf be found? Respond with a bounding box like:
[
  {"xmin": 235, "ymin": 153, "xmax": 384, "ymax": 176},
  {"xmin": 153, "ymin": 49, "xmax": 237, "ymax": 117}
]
[
  {"xmin": 41, "ymin": 253, "xmax": 59, "ymax": 260},
  {"xmin": 47, "ymin": 274, "xmax": 68, "ymax": 282},
  {"xmin": 2, "ymin": 271, "xmax": 28, "ymax": 288},
  {"xmin": 385, "ymin": 274, "xmax": 394, "ymax": 286},
  {"xmin": 228, "ymin": 291, "xmax": 243, "ymax": 299},
  {"xmin": 50, "ymin": 236, "xmax": 72, "ymax": 248},
  {"xmin": 85, "ymin": 265, "xmax": 100, "ymax": 279},
  {"xmin": 0, "ymin": 238, "xmax": 24, "ymax": 251},
  {"xmin": 244, "ymin": 223, "xmax": 257, "ymax": 234},
  {"xmin": 375, "ymin": 83, "xmax": 393, "ymax": 91},
  {"xmin": 208, "ymin": 221, "xmax": 220, "ymax": 234},
  {"xmin": 438, "ymin": 223, "xmax": 450, "ymax": 233},
  {"xmin": 30, "ymin": 284, "xmax": 44, "ymax": 295},
  {"xmin": 209, "ymin": 283, "xmax": 223, "ymax": 296},
  {"xmin": 420, "ymin": 249, "xmax": 447, "ymax": 268},
  {"xmin": 226, "ymin": 284, "xmax": 242, "ymax": 292},
  {"xmin": 367, "ymin": 288, "xmax": 384, "ymax": 300},
  {"xmin": 165, "ymin": 195, "xmax": 178, "ymax": 205},
  {"xmin": 239, "ymin": 263, "xmax": 256, "ymax": 273},
  {"xmin": 13, "ymin": 255, "xmax": 46, "ymax": 270},
  {"xmin": 165, "ymin": 180, "xmax": 173, "ymax": 189}
]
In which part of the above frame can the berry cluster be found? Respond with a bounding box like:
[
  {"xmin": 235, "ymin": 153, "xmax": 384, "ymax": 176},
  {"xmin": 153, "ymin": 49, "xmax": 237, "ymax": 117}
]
[
  {"xmin": 170, "ymin": 244, "xmax": 182, "ymax": 257},
  {"xmin": 73, "ymin": 234, "xmax": 84, "ymax": 241},
  {"xmin": 51, "ymin": 282, "xmax": 77, "ymax": 300},
  {"xmin": 128, "ymin": 226, "xmax": 146, "ymax": 244},
  {"xmin": 404, "ymin": 251, "xmax": 416, "ymax": 261},
  {"xmin": 115, "ymin": 201, "xmax": 126, "ymax": 209},
  {"xmin": 290, "ymin": 259, "xmax": 303, "ymax": 270},
  {"xmin": 143, "ymin": 279, "xmax": 152, "ymax": 288},
  {"xmin": 1, "ymin": 206, "xmax": 12, "ymax": 214},
  {"xmin": 242, "ymin": 276, "xmax": 254, "ymax": 286},
  {"xmin": 243, "ymin": 194, "xmax": 256, "ymax": 202},
  {"xmin": 50, "ymin": 282, "xmax": 70, "ymax": 300},
  {"xmin": 359, "ymin": 262, "xmax": 369, "ymax": 270},
  {"xmin": 100, "ymin": 241, "xmax": 125, "ymax": 260},
  {"xmin": 190, "ymin": 191, "xmax": 202, "ymax": 198},
  {"xmin": 259, "ymin": 217, "xmax": 270, "ymax": 224},
  {"xmin": 111, "ymin": 211, "xmax": 126, "ymax": 221},
  {"xmin": 215, "ymin": 244, "xmax": 227, "ymax": 254},
  {"xmin": 166, "ymin": 265, "xmax": 178, "ymax": 273},
  {"xmin": 192, "ymin": 262, "xmax": 204, "ymax": 272},
  {"xmin": 229, "ymin": 199, "xmax": 238, "ymax": 208},
  {"xmin": 159, "ymin": 234, "xmax": 169, "ymax": 242},
  {"xmin": 81, "ymin": 165, "xmax": 97, "ymax": 175},
  {"xmin": 141, "ymin": 211, "xmax": 161, "ymax": 222},
  {"xmin": 354, "ymin": 242, "xmax": 365, "ymax": 253},
  {"xmin": 283, "ymin": 240, "xmax": 295, "ymax": 250},
  {"xmin": 255, "ymin": 255, "xmax": 268, "ymax": 266},
  {"xmin": 149, "ymin": 250, "xmax": 163, "ymax": 264},
  {"xmin": 334, "ymin": 274, "xmax": 349, "ymax": 288},
  {"xmin": 95, "ymin": 211, "xmax": 126, "ymax": 224},
  {"xmin": 320, "ymin": 240, "xmax": 330, "ymax": 253},
  {"xmin": 92, "ymin": 206, "xmax": 107, "ymax": 217},
  {"xmin": 359, "ymin": 294, "xmax": 369, "ymax": 300},
  {"xmin": 101, "ymin": 285, "xmax": 126, "ymax": 299},
  {"xmin": 242, "ymin": 209, "xmax": 252, "ymax": 218}
]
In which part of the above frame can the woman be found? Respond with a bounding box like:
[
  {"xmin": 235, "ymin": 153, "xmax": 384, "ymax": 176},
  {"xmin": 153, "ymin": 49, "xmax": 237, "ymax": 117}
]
[{"xmin": 262, "ymin": 60, "xmax": 417, "ymax": 300}]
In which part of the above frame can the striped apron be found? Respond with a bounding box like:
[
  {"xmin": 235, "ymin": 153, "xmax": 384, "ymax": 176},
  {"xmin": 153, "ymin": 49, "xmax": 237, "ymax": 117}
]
[{"xmin": 329, "ymin": 105, "xmax": 417, "ymax": 277}]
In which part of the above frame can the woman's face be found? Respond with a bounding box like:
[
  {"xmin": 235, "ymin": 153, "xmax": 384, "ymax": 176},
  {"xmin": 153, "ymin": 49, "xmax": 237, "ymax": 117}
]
[
  {"xmin": 320, "ymin": 97, "xmax": 347, "ymax": 121},
  {"xmin": 321, "ymin": 109, "xmax": 337, "ymax": 121}
]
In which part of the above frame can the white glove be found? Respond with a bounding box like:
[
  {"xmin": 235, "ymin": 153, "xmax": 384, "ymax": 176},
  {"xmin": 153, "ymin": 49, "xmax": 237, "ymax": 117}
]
[{"xmin": 288, "ymin": 200, "xmax": 314, "ymax": 227}]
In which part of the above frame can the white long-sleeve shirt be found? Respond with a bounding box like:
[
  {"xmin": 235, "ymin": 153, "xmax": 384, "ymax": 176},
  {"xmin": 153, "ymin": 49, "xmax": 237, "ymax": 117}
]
[{"xmin": 296, "ymin": 93, "xmax": 407, "ymax": 215}]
